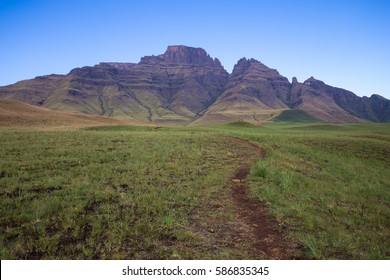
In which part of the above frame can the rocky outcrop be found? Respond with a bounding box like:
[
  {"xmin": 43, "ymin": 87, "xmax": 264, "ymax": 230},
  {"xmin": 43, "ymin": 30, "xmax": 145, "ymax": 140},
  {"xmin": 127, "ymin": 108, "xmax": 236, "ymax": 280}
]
[
  {"xmin": 139, "ymin": 45, "xmax": 223, "ymax": 68},
  {"xmin": 161, "ymin": 45, "xmax": 222, "ymax": 67}
]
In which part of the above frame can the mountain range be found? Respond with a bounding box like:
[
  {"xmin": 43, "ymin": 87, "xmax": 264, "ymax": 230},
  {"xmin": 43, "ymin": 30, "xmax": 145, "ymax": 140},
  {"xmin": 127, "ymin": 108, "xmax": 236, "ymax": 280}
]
[{"xmin": 1, "ymin": 45, "xmax": 389, "ymax": 125}]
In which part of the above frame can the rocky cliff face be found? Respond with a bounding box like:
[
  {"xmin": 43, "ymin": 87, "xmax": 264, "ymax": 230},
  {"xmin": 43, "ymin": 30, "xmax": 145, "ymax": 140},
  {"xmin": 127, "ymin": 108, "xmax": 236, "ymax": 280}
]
[
  {"xmin": 0, "ymin": 45, "xmax": 389, "ymax": 124},
  {"xmin": 158, "ymin": 45, "xmax": 223, "ymax": 67},
  {"xmin": 139, "ymin": 45, "xmax": 223, "ymax": 68}
]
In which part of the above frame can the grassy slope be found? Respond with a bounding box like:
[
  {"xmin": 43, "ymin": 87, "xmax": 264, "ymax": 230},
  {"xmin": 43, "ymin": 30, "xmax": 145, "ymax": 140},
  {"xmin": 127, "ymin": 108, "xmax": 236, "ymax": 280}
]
[
  {"xmin": 1, "ymin": 122, "xmax": 389, "ymax": 259},
  {"xmin": 270, "ymin": 109, "xmax": 320, "ymax": 122},
  {"xmin": 0, "ymin": 100, "xmax": 141, "ymax": 129}
]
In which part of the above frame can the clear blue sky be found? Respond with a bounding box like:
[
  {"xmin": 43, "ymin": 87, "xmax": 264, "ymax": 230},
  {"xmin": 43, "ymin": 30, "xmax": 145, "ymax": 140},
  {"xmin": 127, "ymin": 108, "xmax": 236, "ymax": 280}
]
[{"xmin": 1, "ymin": 0, "xmax": 389, "ymax": 99}]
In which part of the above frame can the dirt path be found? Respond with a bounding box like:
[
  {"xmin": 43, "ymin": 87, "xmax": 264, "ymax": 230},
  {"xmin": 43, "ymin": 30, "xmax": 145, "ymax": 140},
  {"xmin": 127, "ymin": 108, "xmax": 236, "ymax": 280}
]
[{"xmin": 227, "ymin": 137, "xmax": 301, "ymax": 259}]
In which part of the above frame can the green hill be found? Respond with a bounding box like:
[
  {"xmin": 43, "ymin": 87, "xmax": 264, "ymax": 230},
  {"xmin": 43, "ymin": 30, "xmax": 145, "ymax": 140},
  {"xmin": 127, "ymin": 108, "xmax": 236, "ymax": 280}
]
[{"xmin": 270, "ymin": 110, "xmax": 320, "ymax": 122}]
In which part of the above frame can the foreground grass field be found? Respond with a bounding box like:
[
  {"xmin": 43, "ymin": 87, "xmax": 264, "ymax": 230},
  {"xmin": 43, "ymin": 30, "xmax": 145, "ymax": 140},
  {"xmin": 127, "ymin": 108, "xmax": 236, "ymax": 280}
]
[
  {"xmin": 0, "ymin": 127, "xmax": 265, "ymax": 259},
  {"xmin": 1, "ymin": 122, "xmax": 389, "ymax": 259}
]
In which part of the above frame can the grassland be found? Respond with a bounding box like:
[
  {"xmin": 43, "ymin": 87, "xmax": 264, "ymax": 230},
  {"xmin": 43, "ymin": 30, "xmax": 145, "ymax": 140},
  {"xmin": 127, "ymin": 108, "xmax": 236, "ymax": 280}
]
[
  {"xmin": 214, "ymin": 122, "xmax": 390, "ymax": 259},
  {"xmin": 0, "ymin": 127, "xmax": 262, "ymax": 259},
  {"xmin": 1, "ymin": 122, "xmax": 389, "ymax": 259}
]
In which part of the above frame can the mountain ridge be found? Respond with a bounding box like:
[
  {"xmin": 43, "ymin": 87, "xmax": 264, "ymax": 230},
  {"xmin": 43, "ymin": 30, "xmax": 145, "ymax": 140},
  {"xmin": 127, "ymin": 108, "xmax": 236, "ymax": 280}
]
[{"xmin": 0, "ymin": 45, "xmax": 389, "ymax": 124}]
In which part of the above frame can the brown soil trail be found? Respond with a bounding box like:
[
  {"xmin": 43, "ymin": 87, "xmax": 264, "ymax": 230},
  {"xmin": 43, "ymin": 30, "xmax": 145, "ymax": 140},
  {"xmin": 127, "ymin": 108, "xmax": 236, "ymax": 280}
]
[{"xmin": 227, "ymin": 137, "xmax": 301, "ymax": 259}]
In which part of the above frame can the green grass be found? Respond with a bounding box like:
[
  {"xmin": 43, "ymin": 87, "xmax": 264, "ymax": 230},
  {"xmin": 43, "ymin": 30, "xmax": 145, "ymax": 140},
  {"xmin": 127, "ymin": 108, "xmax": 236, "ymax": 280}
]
[
  {"xmin": 235, "ymin": 123, "xmax": 390, "ymax": 259},
  {"xmin": 185, "ymin": 122, "xmax": 390, "ymax": 259},
  {"xmin": 224, "ymin": 121, "xmax": 259, "ymax": 128},
  {"xmin": 270, "ymin": 109, "xmax": 320, "ymax": 122},
  {"xmin": 0, "ymin": 129, "xmax": 258, "ymax": 259},
  {"xmin": 1, "ymin": 122, "xmax": 390, "ymax": 259}
]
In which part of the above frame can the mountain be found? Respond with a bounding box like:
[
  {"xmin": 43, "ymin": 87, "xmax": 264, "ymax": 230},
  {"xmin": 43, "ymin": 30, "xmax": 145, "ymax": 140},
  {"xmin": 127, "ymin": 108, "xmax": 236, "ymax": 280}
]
[
  {"xmin": 0, "ymin": 46, "xmax": 228, "ymax": 125},
  {"xmin": 194, "ymin": 60, "xmax": 390, "ymax": 124},
  {"xmin": 287, "ymin": 77, "xmax": 361, "ymax": 123},
  {"xmin": 288, "ymin": 77, "xmax": 390, "ymax": 122},
  {"xmin": 192, "ymin": 58, "xmax": 292, "ymax": 125},
  {"xmin": 0, "ymin": 45, "xmax": 389, "ymax": 124}
]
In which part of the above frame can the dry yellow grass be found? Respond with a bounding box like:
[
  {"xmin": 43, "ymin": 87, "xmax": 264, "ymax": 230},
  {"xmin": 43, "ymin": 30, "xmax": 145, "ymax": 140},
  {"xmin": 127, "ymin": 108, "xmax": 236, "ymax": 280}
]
[{"xmin": 0, "ymin": 100, "xmax": 151, "ymax": 130}]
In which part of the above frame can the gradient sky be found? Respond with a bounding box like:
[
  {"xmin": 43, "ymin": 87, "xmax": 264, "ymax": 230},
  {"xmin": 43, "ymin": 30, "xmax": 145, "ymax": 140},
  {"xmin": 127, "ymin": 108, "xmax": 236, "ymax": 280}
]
[{"xmin": 1, "ymin": 0, "xmax": 389, "ymax": 99}]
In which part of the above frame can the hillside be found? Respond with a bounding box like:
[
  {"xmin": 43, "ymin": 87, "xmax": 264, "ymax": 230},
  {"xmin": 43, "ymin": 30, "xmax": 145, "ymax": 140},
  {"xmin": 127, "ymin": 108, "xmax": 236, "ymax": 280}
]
[
  {"xmin": 270, "ymin": 110, "xmax": 320, "ymax": 122},
  {"xmin": 0, "ymin": 46, "xmax": 389, "ymax": 125},
  {"xmin": 0, "ymin": 100, "xmax": 134, "ymax": 129}
]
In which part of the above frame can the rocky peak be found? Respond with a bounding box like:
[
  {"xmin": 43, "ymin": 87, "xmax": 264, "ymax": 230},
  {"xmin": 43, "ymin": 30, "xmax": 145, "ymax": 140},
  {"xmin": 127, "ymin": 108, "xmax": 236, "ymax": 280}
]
[
  {"xmin": 139, "ymin": 45, "xmax": 223, "ymax": 68},
  {"xmin": 304, "ymin": 76, "xmax": 322, "ymax": 84},
  {"xmin": 232, "ymin": 58, "xmax": 250, "ymax": 74},
  {"xmin": 292, "ymin": 77, "xmax": 298, "ymax": 84},
  {"xmin": 163, "ymin": 45, "xmax": 222, "ymax": 68},
  {"xmin": 231, "ymin": 58, "xmax": 255, "ymax": 76},
  {"xmin": 369, "ymin": 94, "xmax": 386, "ymax": 101},
  {"xmin": 231, "ymin": 57, "xmax": 280, "ymax": 77},
  {"xmin": 305, "ymin": 76, "xmax": 316, "ymax": 83},
  {"xmin": 303, "ymin": 76, "xmax": 327, "ymax": 89}
]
